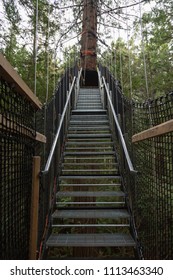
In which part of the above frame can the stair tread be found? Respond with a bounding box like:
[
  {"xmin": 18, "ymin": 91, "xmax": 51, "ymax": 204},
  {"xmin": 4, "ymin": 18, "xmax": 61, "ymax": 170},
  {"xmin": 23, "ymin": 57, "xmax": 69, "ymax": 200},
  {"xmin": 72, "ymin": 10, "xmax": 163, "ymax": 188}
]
[
  {"xmin": 62, "ymin": 163, "xmax": 118, "ymax": 166},
  {"xmin": 64, "ymin": 152, "xmax": 115, "ymax": 156},
  {"xmin": 52, "ymin": 209, "xmax": 129, "ymax": 219},
  {"xmin": 59, "ymin": 183, "xmax": 121, "ymax": 187},
  {"xmin": 72, "ymin": 109, "xmax": 107, "ymax": 114},
  {"xmin": 47, "ymin": 233, "xmax": 135, "ymax": 247},
  {"xmin": 60, "ymin": 175, "xmax": 121, "ymax": 179},
  {"xmin": 68, "ymin": 127, "xmax": 110, "ymax": 130},
  {"xmin": 66, "ymin": 142, "xmax": 113, "ymax": 145},
  {"xmin": 62, "ymin": 169, "xmax": 118, "ymax": 173},
  {"xmin": 57, "ymin": 202, "xmax": 124, "ymax": 205},
  {"xmin": 67, "ymin": 134, "xmax": 112, "ymax": 138},
  {"xmin": 57, "ymin": 191, "xmax": 125, "ymax": 197},
  {"xmin": 52, "ymin": 224, "xmax": 129, "ymax": 227}
]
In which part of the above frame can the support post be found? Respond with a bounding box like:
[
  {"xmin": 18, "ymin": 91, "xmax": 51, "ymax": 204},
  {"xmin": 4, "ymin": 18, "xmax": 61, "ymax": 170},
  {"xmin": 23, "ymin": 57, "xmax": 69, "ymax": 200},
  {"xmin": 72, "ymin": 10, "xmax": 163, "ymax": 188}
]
[{"xmin": 29, "ymin": 156, "xmax": 41, "ymax": 260}]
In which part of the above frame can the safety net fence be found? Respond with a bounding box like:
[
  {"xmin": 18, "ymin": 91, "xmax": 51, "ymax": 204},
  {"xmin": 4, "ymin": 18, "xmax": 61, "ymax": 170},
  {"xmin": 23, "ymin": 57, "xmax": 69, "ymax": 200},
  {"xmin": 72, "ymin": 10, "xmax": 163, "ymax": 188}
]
[
  {"xmin": 0, "ymin": 73, "xmax": 36, "ymax": 259},
  {"xmin": 100, "ymin": 65, "xmax": 173, "ymax": 260},
  {"xmin": 0, "ymin": 53, "xmax": 78, "ymax": 259}
]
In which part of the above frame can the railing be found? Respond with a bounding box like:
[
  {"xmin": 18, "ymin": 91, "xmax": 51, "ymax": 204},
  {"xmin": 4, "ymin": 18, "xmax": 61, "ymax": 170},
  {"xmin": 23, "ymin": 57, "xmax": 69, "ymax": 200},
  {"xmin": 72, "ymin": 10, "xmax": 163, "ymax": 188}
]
[
  {"xmin": 36, "ymin": 66, "xmax": 82, "ymax": 259},
  {"xmin": 42, "ymin": 77, "xmax": 76, "ymax": 174},
  {"xmin": 132, "ymin": 94, "xmax": 173, "ymax": 259},
  {"xmin": 99, "ymin": 64, "xmax": 173, "ymax": 260},
  {"xmin": 98, "ymin": 67, "xmax": 142, "ymax": 259},
  {"xmin": 0, "ymin": 54, "xmax": 45, "ymax": 260},
  {"xmin": 102, "ymin": 76, "xmax": 136, "ymax": 174}
]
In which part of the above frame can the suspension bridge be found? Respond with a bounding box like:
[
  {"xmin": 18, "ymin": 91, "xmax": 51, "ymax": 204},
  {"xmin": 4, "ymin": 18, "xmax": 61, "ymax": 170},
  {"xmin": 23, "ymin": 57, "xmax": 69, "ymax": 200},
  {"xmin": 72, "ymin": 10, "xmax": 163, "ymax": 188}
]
[
  {"xmin": 0, "ymin": 51, "xmax": 173, "ymax": 260},
  {"xmin": 0, "ymin": 0, "xmax": 173, "ymax": 262}
]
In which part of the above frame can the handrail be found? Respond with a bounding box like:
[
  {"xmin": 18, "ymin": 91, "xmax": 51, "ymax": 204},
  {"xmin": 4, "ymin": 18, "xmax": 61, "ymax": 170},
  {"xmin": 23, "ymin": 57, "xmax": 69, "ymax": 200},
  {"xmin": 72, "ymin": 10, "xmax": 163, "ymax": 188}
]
[
  {"xmin": 102, "ymin": 76, "xmax": 137, "ymax": 174},
  {"xmin": 0, "ymin": 53, "xmax": 42, "ymax": 109},
  {"xmin": 42, "ymin": 76, "xmax": 76, "ymax": 174}
]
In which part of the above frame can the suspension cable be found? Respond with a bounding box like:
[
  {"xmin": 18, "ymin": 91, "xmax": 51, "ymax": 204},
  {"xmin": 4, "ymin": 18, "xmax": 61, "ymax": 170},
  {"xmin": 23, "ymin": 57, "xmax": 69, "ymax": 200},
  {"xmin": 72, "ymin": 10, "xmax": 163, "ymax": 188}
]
[
  {"xmin": 34, "ymin": 0, "xmax": 38, "ymax": 95},
  {"xmin": 45, "ymin": 2, "xmax": 50, "ymax": 103},
  {"xmin": 117, "ymin": 1, "xmax": 124, "ymax": 93},
  {"xmin": 139, "ymin": 1, "xmax": 150, "ymax": 100},
  {"xmin": 126, "ymin": 1, "xmax": 132, "ymax": 99},
  {"xmin": 139, "ymin": 0, "xmax": 152, "ymax": 126}
]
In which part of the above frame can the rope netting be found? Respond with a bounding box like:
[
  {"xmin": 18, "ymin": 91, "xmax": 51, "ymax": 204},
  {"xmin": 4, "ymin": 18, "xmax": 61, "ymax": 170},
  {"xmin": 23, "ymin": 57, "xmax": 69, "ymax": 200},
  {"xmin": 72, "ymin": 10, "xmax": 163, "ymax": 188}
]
[
  {"xmin": 133, "ymin": 93, "xmax": 173, "ymax": 259},
  {"xmin": 100, "ymin": 65, "xmax": 173, "ymax": 259},
  {"xmin": 0, "ymin": 77, "xmax": 36, "ymax": 259}
]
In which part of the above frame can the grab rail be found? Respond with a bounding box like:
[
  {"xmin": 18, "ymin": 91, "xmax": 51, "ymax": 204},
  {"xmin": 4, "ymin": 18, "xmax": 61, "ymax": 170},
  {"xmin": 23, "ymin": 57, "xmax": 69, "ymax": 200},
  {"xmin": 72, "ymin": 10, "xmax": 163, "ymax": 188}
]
[
  {"xmin": 42, "ymin": 76, "xmax": 76, "ymax": 174},
  {"xmin": 102, "ymin": 76, "xmax": 137, "ymax": 174}
]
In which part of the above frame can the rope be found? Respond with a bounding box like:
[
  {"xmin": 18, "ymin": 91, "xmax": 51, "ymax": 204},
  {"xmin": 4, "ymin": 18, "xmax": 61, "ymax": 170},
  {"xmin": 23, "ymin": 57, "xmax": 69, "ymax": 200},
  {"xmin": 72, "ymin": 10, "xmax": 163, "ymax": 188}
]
[
  {"xmin": 139, "ymin": 0, "xmax": 152, "ymax": 125},
  {"xmin": 34, "ymin": 0, "xmax": 38, "ymax": 96},
  {"xmin": 139, "ymin": 1, "xmax": 150, "ymax": 100},
  {"xmin": 126, "ymin": 1, "xmax": 132, "ymax": 99},
  {"xmin": 45, "ymin": 3, "xmax": 50, "ymax": 103},
  {"xmin": 125, "ymin": 0, "xmax": 134, "ymax": 136},
  {"xmin": 117, "ymin": 0, "xmax": 124, "ymax": 93}
]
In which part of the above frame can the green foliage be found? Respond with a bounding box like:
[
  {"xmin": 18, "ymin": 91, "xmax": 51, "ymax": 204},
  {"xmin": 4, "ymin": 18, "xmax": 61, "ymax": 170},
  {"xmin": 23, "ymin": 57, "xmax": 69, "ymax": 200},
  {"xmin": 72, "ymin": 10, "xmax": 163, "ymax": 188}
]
[{"xmin": 1, "ymin": 0, "xmax": 173, "ymax": 103}]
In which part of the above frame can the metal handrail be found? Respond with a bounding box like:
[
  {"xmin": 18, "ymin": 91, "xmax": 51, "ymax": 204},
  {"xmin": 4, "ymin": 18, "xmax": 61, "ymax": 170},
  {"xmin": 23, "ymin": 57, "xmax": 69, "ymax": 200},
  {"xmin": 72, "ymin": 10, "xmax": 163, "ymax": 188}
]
[
  {"xmin": 102, "ymin": 76, "xmax": 137, "ymax": 174},
  {"xmin": 42, "ymin": 76, "xmax": 76, "ymax": 174}
]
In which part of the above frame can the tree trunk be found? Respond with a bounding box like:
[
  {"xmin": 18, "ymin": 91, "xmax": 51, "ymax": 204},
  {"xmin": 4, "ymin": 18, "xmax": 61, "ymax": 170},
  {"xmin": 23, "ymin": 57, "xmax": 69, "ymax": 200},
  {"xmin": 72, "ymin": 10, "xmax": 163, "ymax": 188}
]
[{"xmin": 80, "ymin": 0, "xmax": 97, "ymax": 70}]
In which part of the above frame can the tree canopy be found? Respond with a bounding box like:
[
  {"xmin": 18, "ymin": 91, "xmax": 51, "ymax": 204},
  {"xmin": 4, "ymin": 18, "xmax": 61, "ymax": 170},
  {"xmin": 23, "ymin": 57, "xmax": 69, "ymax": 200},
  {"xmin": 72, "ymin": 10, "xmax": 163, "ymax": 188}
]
[{"xmin": 0, "ymin": 0, "xmax": 172, "ymax": 101}]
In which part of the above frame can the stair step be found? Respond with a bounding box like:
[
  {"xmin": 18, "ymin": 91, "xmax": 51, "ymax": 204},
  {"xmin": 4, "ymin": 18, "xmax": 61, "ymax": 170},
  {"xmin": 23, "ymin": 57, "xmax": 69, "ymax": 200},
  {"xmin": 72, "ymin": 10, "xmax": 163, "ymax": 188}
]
[
  {"xmin": 52, "ymin": 224, "xmax": 129, "ymax": 228},
  {"xmin": 57, "ymin": 201, "xmax": 124, "ymax": 206},
  {"xmin": 65, "ymin": 147, "xmax": 113, "ymax": 151},
  {"xmin": 68, "ymin": 126, "xmax": 110, "ymax": 131},
  {"xmin": 67, "ymin": 134, "xmax": 112, "ymax": 138},
  {"xmin": 71, "ymin": 116, "xmax": 108, "ymax": 120},
  {"xmin": 65, "ymin": 142, "xmax": 114, "ymax": 146},
  {"xmin": 72, "ymin": 109, "xmax": 107, "ymax": 115},
  {"xmin": 62, "ymin": 169, "xmax": 118, "ymax": 174},
  {"xmin": 52, "ymin": 209, "xmax": 129, "ymax": 219},
  {"xmin": 63, "ymin": 156, "xmax": 116, "ymax": 161},
  {"xmin": 63, "ymin": 151, "xmax": 115, "ymax": 156},
  {"xmin": 52, "ymin": 208, "xmax": 130, "ymax": 219},
  {"xmin": 59, "ymin": 183, "xmax": 121, "ymax": 187},
  {"xmin": 56, "ymin": 191, "xmax": 125, "ymax": 197},
  {"xmin": 47, "ymin": 233, "xmax": 135, "ymax": 247},
  {"xmin": 62, "ymin": 163, "xmax": 118, "ymax": 167},
  {"xmin": 70, "ymin": 121, "xmax": 109, "ymax": 125},
  {"xmin": 59, "ymin": 175, "xmax": 121, "ymax": 180}
]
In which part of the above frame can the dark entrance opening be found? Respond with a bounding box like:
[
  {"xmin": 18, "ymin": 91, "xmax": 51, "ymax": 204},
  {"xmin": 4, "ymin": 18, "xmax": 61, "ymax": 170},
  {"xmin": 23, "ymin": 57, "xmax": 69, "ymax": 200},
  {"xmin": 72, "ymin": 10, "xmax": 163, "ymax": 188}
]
[{"xmin": 80, "ymin": 70, "xmax": 98, "ymax": 87}]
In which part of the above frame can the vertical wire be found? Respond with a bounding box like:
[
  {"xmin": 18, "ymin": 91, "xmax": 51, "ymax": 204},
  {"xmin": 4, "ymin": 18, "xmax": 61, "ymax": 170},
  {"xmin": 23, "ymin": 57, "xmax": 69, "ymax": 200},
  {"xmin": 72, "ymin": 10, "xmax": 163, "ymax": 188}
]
[
  {"xmin": 126, "ymin": 0, "xmax": 134, "ymax": 137},
  {"xmin": 126, "ymin": 1, "xmax": 132, "ymax": 99},
  {"xmin": 117, "ymin": 0, "xmax": 123, "ymax": 93},
  {"xmin": 139, "ymin": 1, "xmax": 150, "ymax": 100},
  {"xmin": 53, "ymin": 39, "xmax": 56, "ymax": 93},
  {"xmin": 34, "ymin": 0, "xmax": 38, "ymax": 95},
  {"xmin": 45, "ymin": 2, "xmax": 50, "ymax": 103},
  {"xmin": 139, "ymin": 0, "xmax": 152, "ymax": 125}
]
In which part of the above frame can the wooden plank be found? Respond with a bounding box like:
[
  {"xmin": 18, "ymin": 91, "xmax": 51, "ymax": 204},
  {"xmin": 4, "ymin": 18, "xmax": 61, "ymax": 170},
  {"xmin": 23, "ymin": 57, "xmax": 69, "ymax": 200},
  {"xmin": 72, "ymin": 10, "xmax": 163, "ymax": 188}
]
[
  {"xmin": 0, "ymin": 53, "xmax": 42, "ymax": 109},
  {"xmin": 29, "ymin": 156, "xmax": 41, "ymax": 260},
  {"xmin": 132, "ymin": 119, "xmax": 173, "ymax": 143},
  {"xmin": 0, "ymin": 114, "xmax": 46, "ymax": 143},
  {"xmin": 35, "ymin": 132, "xmax": 47, "ymax": 143}
]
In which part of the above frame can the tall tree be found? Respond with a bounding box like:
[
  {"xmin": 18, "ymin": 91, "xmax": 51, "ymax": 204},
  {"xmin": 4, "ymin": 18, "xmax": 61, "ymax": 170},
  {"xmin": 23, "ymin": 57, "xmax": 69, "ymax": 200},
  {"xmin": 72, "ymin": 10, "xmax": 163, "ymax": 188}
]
[{"xmin": 80, "ymin": 0, "xmax": 97, "ymax": 70}]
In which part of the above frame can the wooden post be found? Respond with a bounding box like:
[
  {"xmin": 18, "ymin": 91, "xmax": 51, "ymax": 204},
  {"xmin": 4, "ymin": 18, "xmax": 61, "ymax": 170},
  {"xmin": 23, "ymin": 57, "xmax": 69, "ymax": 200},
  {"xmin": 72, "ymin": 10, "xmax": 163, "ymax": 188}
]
[{"xmin": 29, "ymin": 156, "xmax": 41, "ymax": 260}]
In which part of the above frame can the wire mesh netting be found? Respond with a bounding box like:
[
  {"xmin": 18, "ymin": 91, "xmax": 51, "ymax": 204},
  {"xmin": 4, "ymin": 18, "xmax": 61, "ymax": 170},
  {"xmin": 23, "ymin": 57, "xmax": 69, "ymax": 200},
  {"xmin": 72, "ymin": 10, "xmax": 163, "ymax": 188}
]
[
  {"xmin": 0, "ymin": 77, "xmax": 36, "ymax": 259},
  {"xmin": 100, "ymin": 65, "xmax": 173, "ymax": 259},
  {"xmin": 133, "ymin": 93, "xmax": 173, "ymax": 259}
]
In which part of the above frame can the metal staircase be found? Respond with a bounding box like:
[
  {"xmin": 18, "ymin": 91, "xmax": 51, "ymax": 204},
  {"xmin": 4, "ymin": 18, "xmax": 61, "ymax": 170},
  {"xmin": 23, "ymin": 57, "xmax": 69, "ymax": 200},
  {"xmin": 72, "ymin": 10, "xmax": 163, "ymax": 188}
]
[{"xmin": 46, "ymin": 87, "xmax": 137, "ymax": 259}]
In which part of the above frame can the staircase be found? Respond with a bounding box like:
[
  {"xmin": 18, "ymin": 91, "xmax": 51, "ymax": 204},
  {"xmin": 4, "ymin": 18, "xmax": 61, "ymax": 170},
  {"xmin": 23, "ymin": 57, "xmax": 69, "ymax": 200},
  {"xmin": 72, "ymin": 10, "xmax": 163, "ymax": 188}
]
[{"xmin": 46, "ymin": 87, "xmax": 137, "ymax": 259}]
